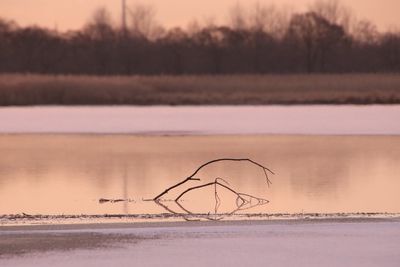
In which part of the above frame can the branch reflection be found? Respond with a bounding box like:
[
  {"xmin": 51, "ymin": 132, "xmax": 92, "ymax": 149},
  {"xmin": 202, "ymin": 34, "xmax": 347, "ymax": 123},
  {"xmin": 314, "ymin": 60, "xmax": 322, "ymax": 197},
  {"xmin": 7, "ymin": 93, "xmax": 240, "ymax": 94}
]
[{"xmin": 153, "ymin": 178, "xmax": 270, "ymax": 221}]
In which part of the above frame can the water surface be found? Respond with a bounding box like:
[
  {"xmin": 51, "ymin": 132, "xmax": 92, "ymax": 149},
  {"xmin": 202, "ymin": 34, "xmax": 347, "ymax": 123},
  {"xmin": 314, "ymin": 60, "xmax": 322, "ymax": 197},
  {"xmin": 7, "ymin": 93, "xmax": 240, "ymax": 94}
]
[{"xmin": 0, "ymin": 135, "xmax": 399, "ymax": 218}]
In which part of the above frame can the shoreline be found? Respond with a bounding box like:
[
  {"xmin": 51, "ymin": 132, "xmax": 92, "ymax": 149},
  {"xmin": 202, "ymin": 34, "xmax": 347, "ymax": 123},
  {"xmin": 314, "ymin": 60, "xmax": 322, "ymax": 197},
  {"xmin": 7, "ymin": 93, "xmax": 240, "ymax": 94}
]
[{"xmin": 2, "ymin": 214, "xmax": 400, "ymax": 231}]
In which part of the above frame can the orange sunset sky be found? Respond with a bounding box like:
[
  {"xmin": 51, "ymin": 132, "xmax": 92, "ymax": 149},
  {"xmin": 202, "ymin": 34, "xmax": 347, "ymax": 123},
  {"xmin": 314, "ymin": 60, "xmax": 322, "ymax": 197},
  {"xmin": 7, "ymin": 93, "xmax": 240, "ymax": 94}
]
[{"xmin": 0, "ymin": 0, "xmax": 399, "ymax": 32}]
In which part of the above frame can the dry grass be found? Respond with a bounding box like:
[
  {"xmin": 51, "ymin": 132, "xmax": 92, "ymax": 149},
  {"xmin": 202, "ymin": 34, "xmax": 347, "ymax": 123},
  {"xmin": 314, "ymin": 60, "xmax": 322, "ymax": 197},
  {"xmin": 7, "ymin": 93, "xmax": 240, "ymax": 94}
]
[{"xmin": 0, "ymin": 74, "xmax": 399, "ymax": 105}]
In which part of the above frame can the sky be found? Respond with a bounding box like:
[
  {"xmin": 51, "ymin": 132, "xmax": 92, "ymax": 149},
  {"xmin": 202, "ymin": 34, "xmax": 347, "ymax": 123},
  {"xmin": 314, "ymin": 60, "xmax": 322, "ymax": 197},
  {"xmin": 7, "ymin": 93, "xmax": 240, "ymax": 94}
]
[{"xmin": 0, "ymin": 0, "xmax": 399, "ymax": 32}]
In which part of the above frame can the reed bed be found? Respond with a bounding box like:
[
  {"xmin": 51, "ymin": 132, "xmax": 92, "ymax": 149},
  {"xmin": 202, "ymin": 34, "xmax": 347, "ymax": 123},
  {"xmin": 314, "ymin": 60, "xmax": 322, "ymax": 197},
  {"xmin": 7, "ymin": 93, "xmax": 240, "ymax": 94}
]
[{"xmin": 0, "ymin": 74, "xmax": 399, "ymax": 105}]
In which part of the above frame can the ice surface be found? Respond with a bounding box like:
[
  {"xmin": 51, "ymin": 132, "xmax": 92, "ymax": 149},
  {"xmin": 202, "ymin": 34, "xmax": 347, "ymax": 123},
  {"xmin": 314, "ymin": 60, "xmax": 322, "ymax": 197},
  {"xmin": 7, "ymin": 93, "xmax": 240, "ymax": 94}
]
[
  {"xmin": 0, "ymin": 105, "xmax": 400, "ymax": 135},
  {"xmin": 1, "ymin": 220, "xmax": 400, "ymax": 267}
]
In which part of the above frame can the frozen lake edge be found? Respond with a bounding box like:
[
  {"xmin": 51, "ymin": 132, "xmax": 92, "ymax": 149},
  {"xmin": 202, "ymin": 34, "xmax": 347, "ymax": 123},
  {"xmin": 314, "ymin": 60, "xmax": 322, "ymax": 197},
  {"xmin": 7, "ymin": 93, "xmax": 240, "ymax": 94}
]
[
  {"xmin": 0, "ymin": 105, "xmax": 400, "ymax": 135},
  {"xmin": 1, "ymin": 218, "xmax": 400, "ymax": 267}
]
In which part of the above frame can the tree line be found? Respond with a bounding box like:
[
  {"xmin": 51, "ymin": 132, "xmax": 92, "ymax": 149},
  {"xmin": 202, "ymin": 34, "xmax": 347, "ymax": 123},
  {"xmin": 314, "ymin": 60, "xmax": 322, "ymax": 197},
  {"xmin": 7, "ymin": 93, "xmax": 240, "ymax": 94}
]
[{"xmin": 0, "ymin": 0, "xmax": 399, "ymax": 75}]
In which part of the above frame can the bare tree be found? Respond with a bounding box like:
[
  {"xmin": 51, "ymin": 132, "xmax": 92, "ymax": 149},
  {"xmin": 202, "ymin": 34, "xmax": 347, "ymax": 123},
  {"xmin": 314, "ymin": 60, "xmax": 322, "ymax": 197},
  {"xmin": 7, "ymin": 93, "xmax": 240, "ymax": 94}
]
[
  {"xmin": 202, "ymin": 16, "xmax": 217, "ymax": 29},
  {"xmin": 309, "ymin": 0, "xmax": 353, "ymax": 33},
  {"xmin": 287, "ymin": 12, "xmax": 346, "ymax": 72},
  {"xmin": 246, "ymin": 2, "xmax": 291, "ymax": 39},
  {"xmin": 249, "ymin": 2, "xmax": 274, "ymax": 32},
  {"xmin": 229, "ymin": 2, "xmax": 247, "ymax": 30},
  {"xmin": 352, "ymin": 19, "xmax": 379, "ymax": 45},
  {"xmin": 186, "ymin": 19, "xmax": 202, "ymax": 37},
  {"xmin": 162, "ymin": 27, "xmax": 189, "ymax": 74},
  {"xmin": 84, "ymin": 7, "xmax": 115, "ymax": 40},
  {"xmin": 193, "ymin": 26, "xmax": 230, "ymax": 74},
  {"xmin": 83, "ymin": 7, "xmax": 116, "ymax": 74},
  {"xmin": 381, "ymin": 30, "xmax": 400, "ymax": 71},
  {"xmin": 0, "ymin": 19, "xmax": 17, "ymax": 71},
  {"xmin": 0, "ymin": 1, "xmax": 399, "ymax": 76},
  {"xmin": 128, "ymin": 4, "xmax": 161, "ymax": 39}
]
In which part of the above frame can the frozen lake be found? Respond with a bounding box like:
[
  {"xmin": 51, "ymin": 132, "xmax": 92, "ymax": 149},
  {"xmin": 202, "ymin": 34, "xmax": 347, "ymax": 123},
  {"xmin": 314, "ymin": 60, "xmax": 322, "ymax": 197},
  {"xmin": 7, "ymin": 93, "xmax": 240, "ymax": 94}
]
[
  {"xmin": 2, "ymin": 220, "xmax": 400, "ymax": 267},
  {"xmin": 0, "ymin": 105, "xmax": 400, "ymax": 135},
  {"xmin": 0, "ymin": 105, "xmax": 399, "ymax": 222}
]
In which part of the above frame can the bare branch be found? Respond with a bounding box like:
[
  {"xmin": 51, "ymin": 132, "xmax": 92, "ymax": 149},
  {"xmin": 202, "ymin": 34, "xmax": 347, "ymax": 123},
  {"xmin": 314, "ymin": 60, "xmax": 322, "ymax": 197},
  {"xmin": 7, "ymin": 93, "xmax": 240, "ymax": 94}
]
[
  {"xmin": 188, "ymin": 158, "xmax": 274, "ymax": 178},
  {"xmin": 153, "ymin": 177, "xmax": 202, "ymax": 201},
  {"xmin": 176, "ymin": 177, "xmax": 246, "ymax": 202},
  {"xmin": 174, "ymin": 182, "xmax": 215, "ymax": 201},
  {"xmin": 153, "ymin": 158, "xmax": 274, "ymax": 200}
]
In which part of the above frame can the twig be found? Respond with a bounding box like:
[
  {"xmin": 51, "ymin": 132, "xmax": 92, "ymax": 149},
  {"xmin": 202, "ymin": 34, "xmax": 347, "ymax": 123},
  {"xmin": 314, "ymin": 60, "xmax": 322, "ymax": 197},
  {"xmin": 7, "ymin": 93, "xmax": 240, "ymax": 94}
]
[
  {"xmin": 154, "ymin": 200, "xmax": 201, "ymax": 221},
  {"xmin": 214, "ymin": 180, "xmax": 220, "ymax": 214},
  {"xmin": 174, "ymin": 182, "xmax": 216, "ymax": 201},
  {"xmin": 153, "ymin": 177, "xmax": 200, "ymax": 200},
  {"xmin": 175, "ymin": 177, "xmax": 247, "ymax": 202},
  {"xmin": 153, "ymin": 158, "xmax": 274, "ymax": 200},
  {"xmin": 187, "ymin": 158, "xmax": 274, "ymax": 184}
]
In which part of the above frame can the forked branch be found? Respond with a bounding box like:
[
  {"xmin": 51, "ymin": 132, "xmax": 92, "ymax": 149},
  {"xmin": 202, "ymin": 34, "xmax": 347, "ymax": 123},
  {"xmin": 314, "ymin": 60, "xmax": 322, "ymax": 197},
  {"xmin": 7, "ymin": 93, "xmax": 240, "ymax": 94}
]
[{"xmin": 153, "ymin": 158, "xmax": 274, "ymax": 200}]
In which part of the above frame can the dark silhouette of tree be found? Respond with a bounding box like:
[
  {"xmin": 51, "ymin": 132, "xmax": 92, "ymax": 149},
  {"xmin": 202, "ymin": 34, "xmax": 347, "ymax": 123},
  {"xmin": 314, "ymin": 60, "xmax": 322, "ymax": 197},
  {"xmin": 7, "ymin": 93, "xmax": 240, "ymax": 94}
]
[
  {"xmin": 193, "ymin": 26, "xmax": 231, "ymax": 74},
  {"xmin": 161, "ymin": 27, "xmax": 189, "ymax": 74},
  {"xmin": 380, "ymin": 32, "xmax": 400, "ymax": 71},
  {"xmin": 128, "ymin": 4, "xmax": 161, "ymax": 40},
  {"xmin": 246, "ymin": 29, "xmax": 274, "ymax": 73},
  {"xmin": 0, "ymin": 19, "xmax": 17, "ymax": 72},
  {"xmin": 83, "ymin": 7, "xmax": 117, "ymax": 74},
  {"xmin": 229, "ymin": 2, "xmax": 247, "ymax": 31},
  {"xmin": 309, "ymin": 0, "xmax": 353, "ymax": 33},
  {"xmin": 352, "ymin": 20, "xmax": 379, "ymax": 45},
  {"xmin": 286, "ymin": 12, "xmax": 346, "ymax": 72},
  {"xmin": 11, "ymin": 27, "xmax": 63, "ymax": 73},
  {"xmin": 0, "ymin": 2, "xmax": 399, "ymax": 75}
]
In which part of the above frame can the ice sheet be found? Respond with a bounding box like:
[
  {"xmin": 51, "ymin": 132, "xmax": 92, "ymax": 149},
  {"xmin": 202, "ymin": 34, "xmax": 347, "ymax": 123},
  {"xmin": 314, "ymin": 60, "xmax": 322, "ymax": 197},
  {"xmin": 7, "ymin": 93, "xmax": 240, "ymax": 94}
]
[{"xmin": 0, "ymin": 105, "xmax": 400, "ymax": 135}]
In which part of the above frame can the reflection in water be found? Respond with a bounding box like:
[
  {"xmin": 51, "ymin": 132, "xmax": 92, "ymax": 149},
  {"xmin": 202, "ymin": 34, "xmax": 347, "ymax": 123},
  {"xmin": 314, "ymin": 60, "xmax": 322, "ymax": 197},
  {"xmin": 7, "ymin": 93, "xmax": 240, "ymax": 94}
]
[
  {"xmin": 99, "ymin": 178, "xmax": 270, "ymax": 221},
  {"xmin": 0, "ymin": 135, "xmax": 400, "ymax": 216},
  {"xmin": 100, "ymin": 158, "xmax": 273, "ymax": 221},
  {"xmin": 154, "ymin": 164, "xmax": 271, "ymax": 221},
  {"xmin": 154, "ymin": 192, "xmax": 269, "ymax": 221}
]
